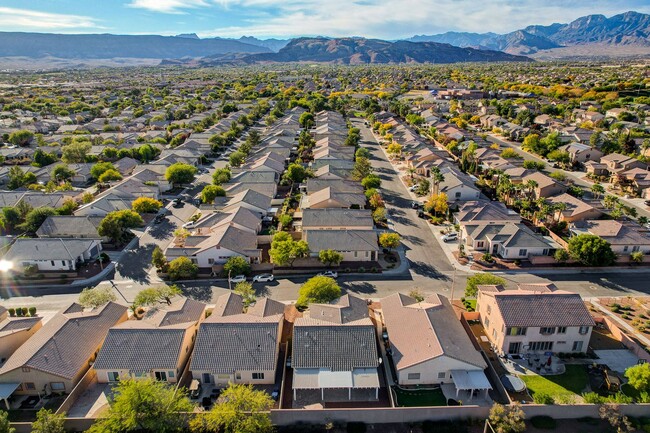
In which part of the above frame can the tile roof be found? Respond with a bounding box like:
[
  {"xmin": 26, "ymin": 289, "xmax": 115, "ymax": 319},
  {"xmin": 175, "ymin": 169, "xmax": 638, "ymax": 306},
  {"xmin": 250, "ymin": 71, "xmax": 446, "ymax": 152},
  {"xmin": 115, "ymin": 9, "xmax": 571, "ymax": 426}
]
[
  {"xmin": 35, "ymin": 216, "xmax": 103, "ymax": 238},
  {"xmin": 301, "ymin": 209, "xmax": 373, "ymax": 229},
  {"xmin": 479, "ymin": 285, "xmax": 595, "ymax": 328},
  {"xmin": 381, "ymin": 293, "xmax": 486, "ymax": 370},
  {"xmin": 0, "ymin": 302, "xmax": 127, "ymax": 379},
  {"xmin": 4, "ymin": 238, "xmax": 100, "ymax": 262},
  {"xmin": 307, "ymin": 295, "xmax": 370, "ymax": 325},
  {"xmin": 305, "ymin": 229, "xmax": 378, "ymax": 252},
  {"xmin": 0, "ymin": 316, "xmax": 42, "ymax": 338}
]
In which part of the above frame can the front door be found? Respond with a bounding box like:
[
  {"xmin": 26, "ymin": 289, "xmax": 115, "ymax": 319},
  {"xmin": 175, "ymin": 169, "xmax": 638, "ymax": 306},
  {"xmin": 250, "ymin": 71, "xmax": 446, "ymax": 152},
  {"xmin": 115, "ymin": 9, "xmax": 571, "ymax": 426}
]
[
  {"xmin": 508, "ymin": 342, "xmax": 521, "ymax": 354},
  {"xmin": 155, "ymin": 371, "xmax": 167, "ymax": 381},
  {"xmin": 492, "ymin": 244, "xmax": 499, "ymax": 255},
  {"xmin": 202, "ymin": 373, "xmax": 211, "ymax": 384}
]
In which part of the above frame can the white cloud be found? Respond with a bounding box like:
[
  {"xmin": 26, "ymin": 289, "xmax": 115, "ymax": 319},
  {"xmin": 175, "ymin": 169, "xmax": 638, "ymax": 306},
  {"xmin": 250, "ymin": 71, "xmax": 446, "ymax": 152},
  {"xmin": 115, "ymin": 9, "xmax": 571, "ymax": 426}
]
[
  {"xmin": 198, "ymin": 0, "xmax": 650, "ymax": 39},
  {"xmin": 127, "ymin": 0, "xmax": 210, "ymax": 14},
  {"xmin": 0, "ymin": 7, "xmax": 99, "ymax": 30}
]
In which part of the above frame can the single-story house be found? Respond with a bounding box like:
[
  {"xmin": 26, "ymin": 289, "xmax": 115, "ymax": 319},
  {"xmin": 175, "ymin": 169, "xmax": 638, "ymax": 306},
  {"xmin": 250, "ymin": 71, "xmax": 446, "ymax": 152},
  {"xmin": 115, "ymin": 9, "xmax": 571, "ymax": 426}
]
[
  {"xmin": 0, "ymin": 307, "xmax": 43, "ymax": 366},
  {"xmin": 304, "ymin": 229, "xmax": 379, "ymax": 262},
  {"xmin": 570, "ymin": 220, "xmax": 650, "ymax": 255},
  {"xmin": 3, "ymin": 238, "xmax": 102, "ymax": 272}
]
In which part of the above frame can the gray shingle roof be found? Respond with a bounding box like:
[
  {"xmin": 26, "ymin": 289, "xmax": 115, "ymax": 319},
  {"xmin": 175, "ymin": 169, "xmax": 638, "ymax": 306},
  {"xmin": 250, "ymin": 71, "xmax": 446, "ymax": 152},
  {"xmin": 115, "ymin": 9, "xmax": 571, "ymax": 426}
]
[
  {"xmin": 35, "ymin": 216, "xmax": 103, "ymax": 238},
  {"xmin": 301, "ymin": 209, "xmax": 373, "ymax": 229},
  {"xmin": 3, "ymin": 238, "xmax": 99, "ymax": 262},
  {"xmin": 305, "ymin": 230, "xmax": 378, "ymax": 252},
  {"xmin": 0, "ymin": 302, "xmax": 127, "ymax": 379}
]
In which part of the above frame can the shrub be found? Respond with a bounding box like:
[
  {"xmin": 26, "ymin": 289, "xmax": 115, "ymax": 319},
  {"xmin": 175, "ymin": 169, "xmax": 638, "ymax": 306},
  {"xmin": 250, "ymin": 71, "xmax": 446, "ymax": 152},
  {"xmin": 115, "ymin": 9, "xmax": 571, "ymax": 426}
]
[
  {"xmin": 7, "ymin": 308, "xmax": 15, "ymax": 317},
  {"xmin": 481, "ymin": 253, "xmax": 494, "ymax": 263},
  {"xmin": 28, "ymin": 307, "xmax": 36, "ymax": 316},
  {"xmin": 582, "ymin": 392, "xmax": 604, "ymax": 404},
  {"xmin": 532, "ymin": 392, "xmax": 554, "ymax": 404},
  {"xmin": 531, "ymin": 416, "xmax": 557, "ymax": 429},
  {"xmin": 20, "ymin": 307, "xmax": 28, "ymax": 316},
  {"xmin": 358, "ymin": 267, "xmax": 366, "ymax": 273}
]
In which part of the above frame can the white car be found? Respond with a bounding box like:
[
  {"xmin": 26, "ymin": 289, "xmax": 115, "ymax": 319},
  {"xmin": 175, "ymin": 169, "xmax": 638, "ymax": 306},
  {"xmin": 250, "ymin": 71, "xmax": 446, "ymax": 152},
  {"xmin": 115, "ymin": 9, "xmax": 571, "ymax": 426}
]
[
  {"xmin": 318, "ymin": 271, "xmax": 338, "ymax": 278},
  {"xmin": 252, "ymin": 273, "xmax": 274, "ymax": 282},
  {"xmin": 182, "ymin": 221, "xmax": 196, "ymax": 229},
  {"xmin": 441, "ymin": 232, "xmax": 458, "ymax": 242},
  {"xmin": 229, "ymin": 275, "xmax": 246, "ymax": 283}
]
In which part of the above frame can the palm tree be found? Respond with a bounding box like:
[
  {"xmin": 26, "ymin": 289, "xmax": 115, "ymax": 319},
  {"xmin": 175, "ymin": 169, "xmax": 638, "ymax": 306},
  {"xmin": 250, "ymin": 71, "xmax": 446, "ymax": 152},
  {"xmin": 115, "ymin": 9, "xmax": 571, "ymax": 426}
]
[
  {"xmin": 553, "ymin": 202, "xmax": 568, "ymax": 223},
  {"xmin": 638, "ymin": 216, "xmax": 649, "ymax": 226},
  {"xmin": 406, "ymin": 167, "xmax": 416, "ymax": 181},
  {"xmin": 535, "ymin": 203, "xmax": 552, "ymax": 225},
  {"xmin": 525, "ymin": 179, "xmax": 538, "ymax": 200},
  {"xmin": 591, "ymin": 183, "xmax": 605, "ymax": 200},
  {"xmin": 430, "ymin": 166, "xmax": 445, "ymax": 196},
  {"xmin": 603, "ymin": 195, "xmax": 619, "ymax": 209}
]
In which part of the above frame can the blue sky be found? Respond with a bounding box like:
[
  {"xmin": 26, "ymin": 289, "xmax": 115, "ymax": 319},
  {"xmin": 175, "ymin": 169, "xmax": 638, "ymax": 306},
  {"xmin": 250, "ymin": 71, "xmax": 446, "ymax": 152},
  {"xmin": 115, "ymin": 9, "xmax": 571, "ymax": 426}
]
[{"xmin": 0, "ymin": 0, "xmax": 648, "ymax": 39}]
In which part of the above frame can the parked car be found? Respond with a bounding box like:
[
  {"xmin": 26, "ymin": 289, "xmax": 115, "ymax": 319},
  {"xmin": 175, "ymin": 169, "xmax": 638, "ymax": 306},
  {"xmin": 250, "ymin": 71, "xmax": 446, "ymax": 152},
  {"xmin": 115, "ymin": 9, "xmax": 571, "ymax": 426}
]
[
  {"xmin": 172, "ymin": 198, "xmax": 183, "ymax": 208},
  {"xmin": 417, "ymin": 210, "xmax": 427, "ymax": 219},
  {"xmin": 153, "ymin": 214, "xmax": 165, "ymax": 224},
  {"xmin": 252, "ymin": 273, "xmax": 274, "ymax": 282},
  {"xmin": 318, "ymin": 271, "xmax": 338, "ymax": 278},
  {"xmin": 645, "ymin": 200, "xmax": 650, "ymax": 207},
  {"xmin": 441, "ymin": 232, "xmax": 458, "ymax": 242},
  {"xmin": 411, "ymin": 201, "xmax": 422, "ymax": 209},
  {"xmin": 182, "ymin": 221, "xmax": 196, "ymax": 229},
  {"xmin": 229, "ymin": 274, "xmax": 246, "ymax": 283},
  {"xmin": 408, "ymin": 185, "xmax": 417, "ymax": 192}
]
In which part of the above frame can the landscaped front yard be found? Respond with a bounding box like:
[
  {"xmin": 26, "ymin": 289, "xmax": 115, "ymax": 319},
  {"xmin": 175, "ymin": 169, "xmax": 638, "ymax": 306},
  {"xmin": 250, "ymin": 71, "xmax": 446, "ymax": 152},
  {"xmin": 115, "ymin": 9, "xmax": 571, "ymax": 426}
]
[
  {"xmin": 521, "ymin": 365, "xmax": 589, "ymax": 403},
  {"xmin": 392, "ymin": 386, "xmax": 447, "ymax": 407}
]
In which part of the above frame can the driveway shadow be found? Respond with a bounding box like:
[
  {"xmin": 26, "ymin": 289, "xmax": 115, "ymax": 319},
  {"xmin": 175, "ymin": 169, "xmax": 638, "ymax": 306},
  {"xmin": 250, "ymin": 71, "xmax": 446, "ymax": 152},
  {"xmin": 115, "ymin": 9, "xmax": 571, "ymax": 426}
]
[
  {"xmin": 147, "ymin": 223, "xmax": 173, "ymax": 241},
  {"xmin": 342, "ymin": 281, "xmax": 377, "ymax": 296},
  {"xmin": 179, "ymin": 284, "xmax": 213, "ymax": 302},
  {"xmin": 408, "ymin": 260, "xmax": 451, "ymax": 281}
]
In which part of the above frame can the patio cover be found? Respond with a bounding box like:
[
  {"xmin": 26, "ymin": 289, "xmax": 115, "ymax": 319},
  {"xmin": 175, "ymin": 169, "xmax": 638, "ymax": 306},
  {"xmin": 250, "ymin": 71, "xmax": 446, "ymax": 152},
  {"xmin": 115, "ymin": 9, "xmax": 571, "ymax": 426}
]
[
  {"xmin": 0, "ymin": 383, "xmax": 21, "ymax": 410},
  {"xmin": 293, "ymin": 368, "xmax": 379, "ymax": 390},
  {"xmin": 451, "ymin": 370, "xmax": 492, "ymax": 391}
]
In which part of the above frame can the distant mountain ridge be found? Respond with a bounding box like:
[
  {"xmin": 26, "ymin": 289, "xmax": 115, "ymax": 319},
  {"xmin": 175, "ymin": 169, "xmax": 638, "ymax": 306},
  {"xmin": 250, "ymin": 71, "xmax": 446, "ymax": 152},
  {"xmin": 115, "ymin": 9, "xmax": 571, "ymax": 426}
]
[
  {"xmin": 219, "ymin": 37, "xmax": 530, "ymax": 65},
  {"xmin": 0, "ymin": 32, "xmax": 270, "ymax": 59},
  {"xmin": 406, "ymin": 11, "xmax": 650, "ymax": 55}
]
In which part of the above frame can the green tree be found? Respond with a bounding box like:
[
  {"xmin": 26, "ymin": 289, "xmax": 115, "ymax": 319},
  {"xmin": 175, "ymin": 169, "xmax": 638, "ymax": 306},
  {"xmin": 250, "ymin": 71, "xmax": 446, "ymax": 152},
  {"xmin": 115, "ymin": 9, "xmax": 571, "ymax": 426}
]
[
  {"xmin": 223, "ymin": 256, "xmax": 251, "ymax": 277},
  {"xmin": 151, "ymin": 245, "xmax": 168, "ymax": 271},
  {"xmin": 355, "ymin": 147, "xmax": 371, "ymax": 159},
  {"xmin": 212, "ymin": 167, "xmax": 231, "ymax": 185},
  {"xmin": 51, "ymin": 164, "xmax": 76, "ymax": 182},
  {"xmin": 379, "ymin": 232, "xmax": 400, "ymax": 251},
  {"xmin": 98, "ymin": 169, "xmax": 123, "ymax": 183},
  {"xmin": 167, "ymin": 257, "xmax": 199, "ymax": 281},
  {"xmin": 624, "ymin": 362, "xmax": 650, "ymax": 392},
  {"xmin": 299, "ymin": 112, "xmax": 315, "ymax": 129},
  {"xmin": 318, "ymin": 249, "xmax": 344, "ymax": 267},
  {"xmin": 568, "ymin": 234, "xmax": 616, "ymax": 266},
  {"xmin": 90, "ymin": 162, "xmax": 116, "ymax": 179},
  {"xmin": 32, "ymin": 409, "xmax": 65, "ymax": 433},
  {"xmin": 278, "ymin": 214, "xmax": 293, "ymax": 228},
  {"xmin": 8, "ymin": 129, "xmax": 33, "ymax": 146},
  {"xmin": 0, "ymin": 409, "xmax": 13, "ymax": 433},
  {"xmin": 201, "ymin": 185, "xmax": 226, "ymax": 204},
  {"xmin": 133, "ymin": 285, "xmax": 182, "ymax": 307},
  {"xmin": 62, "ymin": 141, "xmax": 91, "ymax": 163},
  {"xmin": 20, "ymin": 207, "xmax": 57, "ymax": 233},
  {"xmin": 269, "ymin": 237, "xmax": 309, "ymax": 267},
  {"xmin": 352, "ymin": 156, "xmax": 372, "ymax": 181},
  {"xmin": 229, "ymin": 151, "xmax": 246, "ymax": 167},
  {"xmin": 296, "ymin": 276, "xmax": 341, "ymax": 309},
  {"xmin": 547, "ymin": 150, "xmax": 570, "ymax": 165},
  {"xmin": 591, "ymin": 183, "xmax": 605, "ymax": 200},
  {"xmin": 88, "ymin": 378, "xmax": 193, "ymax": 433},
  {"xmin": 165, "ymin": 163, "xmax": 197, "ymax": 188},
  {"xmin": 131, "ymin": 197, "xmax": 162, "ymax": 214},
  {"xmin": 465, "ymin": 273, "xmax": 506, "ymax": 298},
  {"xmin": 98, "ymin": 210, "xmax": 144, "ymax": 245},
  {"xmin": 234, "ymin": 282, "xmax": 256, "ymax": 308},
  {"xmin": 33, "ymin": 149, "xmax": 57, "ymax": 167},
  {"xmin": 7, "ymin": 166, "xmax": 36, "ymax": 190},
  {"xmin": 284, "ymin": 163, "xmax": 308, "ymax": 184},
  {"xmin": 189, "ymin": 384, "xmax": 273, "ymax": 433},
  {"xmin": 361, "ymin": 174, "xmax": 381, "ymax": 189},
  {"xmin": 488, "ymin": 403, "xmax": 526, "ymax": 433},
  {"xmin": 554, "ymin": 249, "xmax": 570, "ymax": 263},
  {"xmin": 78, "ymin": 286, "xmax": 117, "ymax": 308}
]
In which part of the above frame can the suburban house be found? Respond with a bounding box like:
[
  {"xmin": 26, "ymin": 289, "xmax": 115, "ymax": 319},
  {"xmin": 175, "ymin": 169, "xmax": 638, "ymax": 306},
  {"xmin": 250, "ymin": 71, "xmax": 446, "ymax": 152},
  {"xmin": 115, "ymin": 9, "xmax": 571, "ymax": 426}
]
[
  {"xmin": 35, "ymin": 216, "xmax": 105, "ymax": 241},
  {"xmin": 221, "ymin": 189, "xmax": 272, "ymax": 216},
  {"xmin": 292, "ymin": 295, "xmax": 380, "ymax": 401},
  {"xmin": 559, "ymin": 143, "xmax": 603, "ymax": 165},
  {"xmin": 570, "ymin": 220, "xmax": 650, "ymax": 255},
  {"xmin": 165, "ymin": 223, "xmax": 261, "ymax": 268},
  {"xmin": 0, "ymin": 302, "xmax": 128, "ymax": 402},
  {"xmin": 460, "ymin": 221, "xmax": 556, "ymax": 260},
  {"xmin": 454, "ymin": 201, "xmax": 520, "ymax": 225},
  {"xmin": 600, "ymin": 153, "xmax": 647, "ymax": 176},
  {"xmin": 190, "ymin": 293, "xmax": 285, "ymax": 386},
  {"xmin": 93, "ymin": 297, "xmax": 205, "ymax": 384},
  {"xmin": 521, "ymin": 172, "xmax": 567, "ymax": 198},
  {"xmin": 476, "ymin": 284, "xmax": 594, "ymax": 356},
  {"xmin": 546, "ymin": 194, "xmax": 602, "ymax": 223},
  {"xmin": 3, "ymin": 238, "xmax": 103, "ymax": 272},
  {"xmin": 0, "ymin": 307, "xmax": 43, "ymax": 366},
  {"xmin": 381, "ymin": 293, "xmax": 490, "ymax": 399},
  {"xmin": 437, "ymin": 166, "xmax": 481, "ymax": 202},
  {"xmin": 300, "ymin": 187, "xmax": 366, "ymax": 210},
  {"xmin": 75, "ymin": 194, "xmax": 133, "ymax": 217},
  {"xmin": 304, "ymin": 229, "xmax": 379, "ymax": 262}
]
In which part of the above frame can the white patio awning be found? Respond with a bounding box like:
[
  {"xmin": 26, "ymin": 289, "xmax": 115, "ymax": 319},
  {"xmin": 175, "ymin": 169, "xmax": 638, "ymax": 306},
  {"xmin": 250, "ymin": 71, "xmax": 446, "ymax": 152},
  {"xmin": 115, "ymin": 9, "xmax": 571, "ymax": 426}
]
[
  {"xmin": 451, "ymin": 370, "xmax": 492, "ymax": 391},
  {"xmin": 293, "ymin": 368, "xmax": 379, "ymax": 390}
]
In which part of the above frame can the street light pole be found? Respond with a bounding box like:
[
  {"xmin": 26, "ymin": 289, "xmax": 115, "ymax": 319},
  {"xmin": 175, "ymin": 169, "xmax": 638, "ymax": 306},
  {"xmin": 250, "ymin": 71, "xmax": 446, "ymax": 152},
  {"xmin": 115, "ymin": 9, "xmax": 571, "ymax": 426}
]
[{"xmin": 228, "ymin": 269, "xmax": 232, "ymax": 291}]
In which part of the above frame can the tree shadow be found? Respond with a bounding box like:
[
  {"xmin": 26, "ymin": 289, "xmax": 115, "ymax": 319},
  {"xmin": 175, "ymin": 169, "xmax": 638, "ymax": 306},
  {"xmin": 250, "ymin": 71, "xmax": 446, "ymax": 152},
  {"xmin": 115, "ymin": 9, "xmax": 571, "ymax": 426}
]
[
  {"xmin": 115, "ymin": 244, "xmax": 155, "ymax": 284},
  {"xmin": 147, "ymin": 223, "xmax": 174, "ymax": 241},
  {"xmin": 178, "ymin": 283, "xmax": 214, "ymax": 302},
  {"xmin": 401, "ymin": 234, "xmax": 425, "ymax": 246},
  {"xmin": 408, "ymin": 260, "xmax": 451, "ymax": 281},
  {"xmin": 342, "ymin": 281, "xmax": 377, "ymax": 295}
]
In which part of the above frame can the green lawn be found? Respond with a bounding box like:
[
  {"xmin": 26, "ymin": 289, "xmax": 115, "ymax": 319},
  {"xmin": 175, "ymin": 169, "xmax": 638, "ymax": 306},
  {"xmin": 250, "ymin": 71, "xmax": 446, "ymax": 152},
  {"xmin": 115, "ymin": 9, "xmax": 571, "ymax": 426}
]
[
  {"xmin": 521, "ymin": 365, "xmax": 589, "ymax": 400},
  {"xmin": 392, "ymin": 387, "xmax": 447, "ymax": 407}
]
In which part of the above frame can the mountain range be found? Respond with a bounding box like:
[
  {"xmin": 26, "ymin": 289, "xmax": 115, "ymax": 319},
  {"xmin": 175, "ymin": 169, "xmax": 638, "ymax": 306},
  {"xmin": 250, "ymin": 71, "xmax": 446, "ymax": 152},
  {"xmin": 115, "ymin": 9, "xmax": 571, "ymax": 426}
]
[{"xmin": 406, "ymin": 11, "xmax": 650, "ymax": 55}]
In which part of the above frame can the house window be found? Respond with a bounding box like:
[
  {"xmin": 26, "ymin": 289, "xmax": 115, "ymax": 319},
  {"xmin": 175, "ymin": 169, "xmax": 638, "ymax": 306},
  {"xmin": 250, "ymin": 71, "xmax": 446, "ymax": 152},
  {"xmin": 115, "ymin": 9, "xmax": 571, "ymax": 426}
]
[
  {"xmin": 540, "ymin": 327, "xmax": 555, "ymax": 335},
  {"xmin": 24, "ymin": 383, "xmax": 35, "ymax": 390},
  {"xmin": 557, "ymin": 341, "xmax": 566, "ymax": 345},
  {"xmin": 572, "ymin": 341, "xmax": 584, "ymax": 351},
  {"xmin": 492, "ymin": 329, "xmax": 497, "ymax": 339},
  {"xmin": 518, "ymin": 249, "xmax": 528, "ymax": 257},
  {"xmin": 50, "ymin": 382, "xmax": 65, "ymax": 391},
  {"xmin": 235, "ymin": 373, "xmax": 242, "ymax": 380},
  {"xmin": 486, "ymin": 305, "xmax": 491, "ymax": 315},
  {"xmin": 623, "ymin": 246, "xmax": 629, "ymax": 252},
  {"xmin": 107, "ymin": 372, "xmax": 120, "ymax": 382},
  {"xmin": 252, "ymin": 373, "xmax": 264, "ymax": 380},
  {"xmin": 633, "ymin": 246, "xmax": 640, "ymax": 252},
  {"xmin": 168, "ymin": 371, "xmax": 175, "ymax": 378},
  {"xmin": 61, "ymin": 261, "xmax": 65, "ymax": 266},
  {"xmin": 208, "ymin": 258, "xmax": 215, "ymax": 265},
  {"xmin": 579, "ymin": 326, "xmax": 590, "ymax": 335},
  {"xmin": 557, "ymin": 327, "xmax": 567, "ymax": 334},
  {"xmin": 407, "ymin": 373, "xmax": 420, "ymax": 380},
  {"xmin": 476, "ymin": 241, "xmax": 485, "ymax": 248},
  {"xmin": 22, "ymin": 367, "xmax": 30, "ymax": 373},
  {"xmin": 455, "ymin": 192, "xmax": 461, "ymax": 198},
  {"xmin": 529, "ymin": 341, "xmax": 553, "ymax": 351},
  {"xmin": 51, "ymin": 261, "xmax": 55, "ymax": 266},
  {"xmin": 485, "ymin": 318, "xmax": 490, "ymax": 329},
  {"xmin": 507, "ymin": 327, "xmax": 527, "ymax": 336},
  {"xmin": 438, "ymin": 372, "xmax": 446, "ymax": 379}
]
